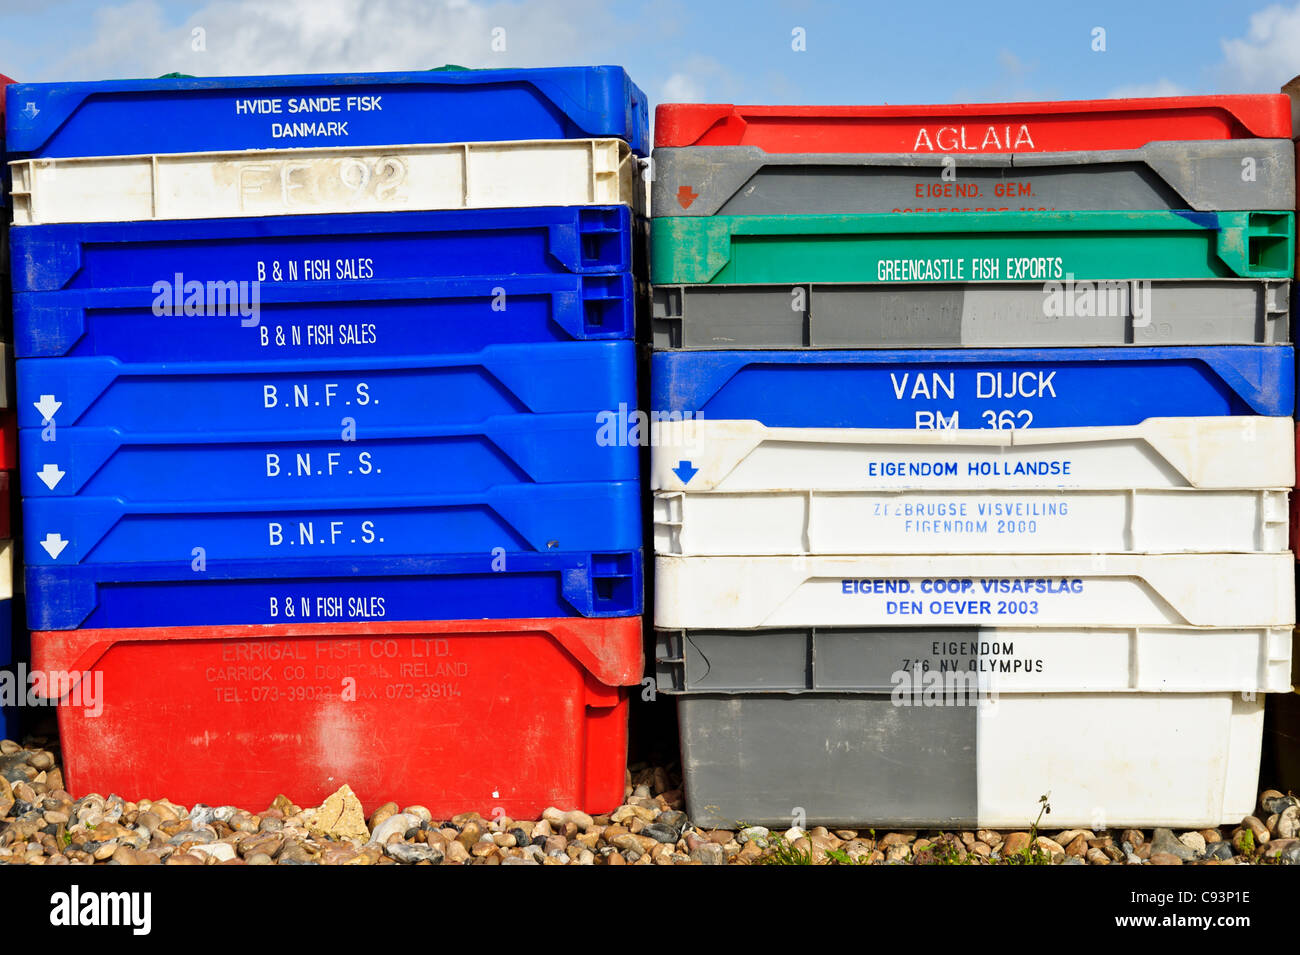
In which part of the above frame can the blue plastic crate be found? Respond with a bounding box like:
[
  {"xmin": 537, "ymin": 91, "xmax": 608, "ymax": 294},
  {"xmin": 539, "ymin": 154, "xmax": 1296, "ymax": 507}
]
[
  {"xmin": 4, "ymin": 66, "xmax": 650, "ymax": 157},
  {"xmin": 24, "ymin": 482, "xmax": 641, "ymax": 566},
  {"xmin": 17, "ymin": 342, "xmax": 636, "ymax": 431},
  {"xmin": 11, "ymin": 206, "xmax": 634, "ymax": 293},
  {"xmin": 27, "ymin": 551, "xmax": 644, "ymax": 630},
  {"xmin": 651, "ymin": 346, "xmax": 1293, "ymax": 428},
  {"xmin": 15, "ymin": 274, "xmax": 637, "ymax": 359},
  {"xmin": 21, "ymin": 415, "xmax": 637, "ymax": 500}
]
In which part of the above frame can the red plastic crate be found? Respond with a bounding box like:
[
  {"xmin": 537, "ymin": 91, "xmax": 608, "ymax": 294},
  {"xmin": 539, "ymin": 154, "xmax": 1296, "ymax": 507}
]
[
  {"xmin": 0, "ymin": 411, "xmax": 14, "ymax": 471},
  {"xmin": 655, "ymin": 95, "xmax": 1292, "ymax": 152},
  {"xmin": 33, "ymin": 617, "xmax": 643, "ymax": 817}
]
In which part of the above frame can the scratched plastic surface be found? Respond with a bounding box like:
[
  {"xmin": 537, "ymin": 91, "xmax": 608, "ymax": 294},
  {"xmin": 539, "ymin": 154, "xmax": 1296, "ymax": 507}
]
[
  {"xmin": 12, "ymin": 206, "xmax": 635, "ymax": 293},
  {"xmin": 653, "ymin": 95, "xmax": 1292, "ymax": 151},
  {"xmin": 650, "ymin": 347, "xmax": 1293, "ymax": 428},
  {"xmin": 17, "ymin": 342, "xmax": 636, "ymax": 432},
  {"xmin": 23, "ymin": 482, "xmax": 641, "ymax": 565},
  {"xmin": 15, "ymin": 274, "xmax": 637, "ymax": 359},
  {"xmin": 34, "ymin": 617, "xmax": 643, "ymax": 816},
  {"xmin": 650, "ymin": 211, "xmax": 1295, "ymax": 285},
  {"xmin": 21, "ymin": 417, "xmax": 638, "ymax": 499},
  {"xmin": 6, "ymin": 67, "xmax": 650, "ymax": 157},
  {"xmin": 27, "ymin": 550, "xmax": 644, "ymax": 630}
]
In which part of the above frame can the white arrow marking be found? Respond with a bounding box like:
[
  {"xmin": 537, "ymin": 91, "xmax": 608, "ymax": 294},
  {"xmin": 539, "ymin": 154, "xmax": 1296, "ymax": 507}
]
[
  {"xmin": 37, "ymin": 463, "xmax": 66, "ymax": 489},
  {"xmin": 33, "ymin": 394, "xmax": 62, "ymax": 424},
  {"xmin": 40, "ymin": 533, "xmax": 68, "ymax": 559}
]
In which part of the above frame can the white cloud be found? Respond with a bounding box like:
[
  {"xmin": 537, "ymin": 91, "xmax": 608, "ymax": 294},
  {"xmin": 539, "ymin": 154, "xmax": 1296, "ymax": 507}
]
[
  {"xmin": 1218, "ymin": 2, "xmax": 1300, "ymax": 92},
  {"xmin": 34, "ymin": 0, "xmax": 625, "ymax": 81},
  {"xmin": 1106, "ymin": 78, "xmax": 1192, "ymax": 99},
  {"xmin": 658, "ymin": 56, "xmax": 737, "ymax": 105}
]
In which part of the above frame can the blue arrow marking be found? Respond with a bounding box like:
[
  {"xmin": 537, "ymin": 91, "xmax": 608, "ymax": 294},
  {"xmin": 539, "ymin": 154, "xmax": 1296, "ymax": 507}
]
[{"xmin": 673, "ymin": 460, "xmax": 698, "ymax": 485}]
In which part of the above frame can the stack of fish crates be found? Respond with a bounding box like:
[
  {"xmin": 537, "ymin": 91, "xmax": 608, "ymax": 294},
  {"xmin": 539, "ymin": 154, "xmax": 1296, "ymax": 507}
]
[
  {"xmin": 0, "ymin": 72, "xmax": 15, "ymax": 741},
  {"xmin": 4, "ymin": 67, "xmax": 649, "ymax": 817},
  {"xmin": 650, "ymin": 95, "xmax": 1297, "ymax": 829}
]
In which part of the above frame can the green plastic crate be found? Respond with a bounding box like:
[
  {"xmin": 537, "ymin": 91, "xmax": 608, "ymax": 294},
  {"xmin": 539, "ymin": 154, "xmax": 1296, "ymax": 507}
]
[{"xmin": 649, "ymin": 210, "xmax": 1295, "ymax": 285}]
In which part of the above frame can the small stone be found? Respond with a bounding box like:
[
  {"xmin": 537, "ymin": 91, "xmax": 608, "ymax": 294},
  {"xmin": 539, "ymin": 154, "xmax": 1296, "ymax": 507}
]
[
  {"xmin": 1274, "ymin": 806, "xmax": 1300, "ymax": 839},
  {"xmin": 1001, "ymin": 832, "xmax": 1031, "ymax": 855},
  {"xmin": 386, "ymin": 843, "xmax": 443, "ymax": 865},
  {"xmin": 1177, "ymin": 832, "xmax": 1207, "ymax": 856},
  {"xmin": 610, "ymin": 804, "xmax": 657, "ymax": 825},
  {"xmin": 28, "ymin": 752, "xmax": 54, "ymax": 772},
  {"xmin": 1086, "ymin": 848, "xmax": 1110, "ymax": 865},
  {"xmin": 1241, "ymin": 815, "xmax": 1270, "ymax": 846},
  {"xmin": 1263, "ymin": 838, "xmax": 1300, "ymax": 864},
  {"xmin": 738, "ymin": 826, "xmax": 770, "ymax": 847},
  {"xmin": 977, "ymin": 829, "xmax": 1002, "ymax": 848},
  {"xmin": 443, "ymin": 840, "xmax": 470, "ymax": 864},
  {"xmin": 641, "ymin": 823, "xmax": 679, "ymax": 844},
  {"xmin": 1148, "ymin": 852, "xmax": 1183, "ymax": 865},
  {"xmin": 1065, "ymin": 834, "xmax": 1089, "ymax": 857},
  {"xmin": 655, "ymin": 810, "xmax": 689, "ymax": 832},
  {"xmin": 402, "ymin": 806, "xmax": 432, "ymax": 825},
  {"xmin": 1120, "ymin": 829, "xmax": 1145, "ymax": 847},
  {"xmin": 1198, "ymin": 828, "xmax": 1222, "ymax": 844},
  {"xmin": 1205, "ymin": 841, "xmax": 1234, "ymax": 862},
  {"xmin": 44, "ymin": 809, "xmax": 69, "ymax": 825},
  {"xmin": 1260, "ymin": 790, "xmax": 1296, "ymax": 815},
  {"xmin": 707, "ymin": 829, "xmax": 735, "ymax": 845},
  {"xmin": 368, "ymin": 802, "xmax": 400, "ymax": 832},
  {"xmin": 309, "ymin": 784, "xmax": 369, "ymax": 842},
  {"xmin": 192, "ymin": 843, "xmax": 237, "ymax": 863},
  {"xmin": 690, "ymin": 843, "xmax": 726, "ymax": 865},
  {"xmin": 880, "ymin": 832, "xmax": 914, "ymax": 848},
  {"xmin": 1149, "ymin": 828, "xmax": 1196, "ymax": 861},
  {"xmin": 188, "ymin": 804, "xmax": 216, "ymax": 827},
  {"xmin": 885, "ymin": 844, "xmax": 911, "ymax": 863},
  {"xmin": 1034, "ymin": 837, "xmax": 1065, "ymax": 862},
  {"xmin": 369, "ymin": 813, "xmax": 419, "ymax": 846},
  {"xmin": 0, "ymin": 777, "xmax": 13, "ymax": 819},
  {"xmin": 246, "ymin": 853, "xmax": 274, "ymax": 865}
]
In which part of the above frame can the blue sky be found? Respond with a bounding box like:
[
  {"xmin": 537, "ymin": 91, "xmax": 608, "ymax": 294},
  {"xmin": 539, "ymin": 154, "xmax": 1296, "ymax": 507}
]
[{"xmin": 0, "ymin": 0, "xmax": 1297, "ymax": 105}]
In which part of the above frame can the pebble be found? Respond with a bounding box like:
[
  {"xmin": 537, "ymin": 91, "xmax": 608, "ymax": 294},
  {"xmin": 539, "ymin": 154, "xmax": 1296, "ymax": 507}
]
[
  {"xmin": 1149, "ymin": 828, "xmax": 1197, "ymax": 861},
  {"xmin": 690, "ymin": 844, "xmax": 726, "ymax": 865},
  {"xmin": 641, "ymin": 823, "xmax": 679, "ymax": 844},
  {"xmin": 1241, "ymin": 815, "xmax": 1271, "ymax": 846},
  {"xmin": 369, "ymin": 812, "xmax": 419, "ymax": 846},
  {"xmin": 387, "ymin": 843, "xmax": 443, "ymax": 864},
  {"xmin": 1274, "ymin": 806, "xmax": 1299, "ymax": 840},
  {"xmin": 2, "ymin": 744, "xmax": 1294, "ymax": 868}
]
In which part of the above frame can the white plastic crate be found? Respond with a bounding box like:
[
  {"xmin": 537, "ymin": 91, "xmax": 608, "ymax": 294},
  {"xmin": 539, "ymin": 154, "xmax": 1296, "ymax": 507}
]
[
  {"xmin": 672, "ymin": 691, "xmax": 1267, "ymax": 828},
  {"xmin": 651, "ymin": 416, "xmax": 1294, "ymax": 492},
  {"xmin": 975, "ymin": 693, "xmax": 1264, "ymax": 828},
  {"xmin": 9, "ymin": 139, "xmax": 639, "ymax": 224},
  {"xmin": 654, "ymin": 553, "xmax": 1295, "ymax": 629},
  {"xmin": 654, "ymin": 487, "xmax": 1290, "ymax": 555}
]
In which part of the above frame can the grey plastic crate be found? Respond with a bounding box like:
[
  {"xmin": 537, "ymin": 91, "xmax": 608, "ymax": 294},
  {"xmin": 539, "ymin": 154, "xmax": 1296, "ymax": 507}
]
[
  {"xmin": 651, "ymin": 140, "xmax": 1297, "ymax": 217},
  {"xmin": 651, "ymin": 279, "xmax": 1291, "ymax": 348},
  {"xmin": 673, "ymin": 694, "xmax": 977, "ymax": 829}
]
